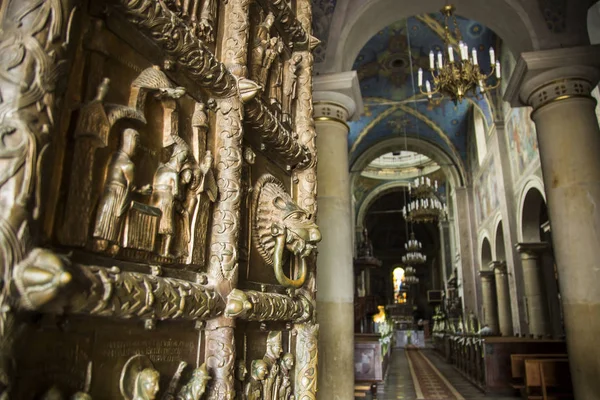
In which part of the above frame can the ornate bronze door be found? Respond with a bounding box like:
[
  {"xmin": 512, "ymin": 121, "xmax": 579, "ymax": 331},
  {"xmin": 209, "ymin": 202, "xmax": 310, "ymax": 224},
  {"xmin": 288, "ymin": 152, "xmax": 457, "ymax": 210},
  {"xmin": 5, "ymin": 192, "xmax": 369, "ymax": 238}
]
[{"xmin": 0, "ymin": 0, "xmax": 321, "ymax": 398}]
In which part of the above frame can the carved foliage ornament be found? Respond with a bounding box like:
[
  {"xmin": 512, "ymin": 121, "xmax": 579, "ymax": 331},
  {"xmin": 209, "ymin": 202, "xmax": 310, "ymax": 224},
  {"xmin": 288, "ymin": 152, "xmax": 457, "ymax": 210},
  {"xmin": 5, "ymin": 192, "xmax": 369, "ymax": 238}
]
[
  {"xmin": 114, "ymin": 0, "xmax": 237, "ymax": 97},
  {"xmin": 252, "ymin": 174, "xmax": 320, "ymax": 288}
]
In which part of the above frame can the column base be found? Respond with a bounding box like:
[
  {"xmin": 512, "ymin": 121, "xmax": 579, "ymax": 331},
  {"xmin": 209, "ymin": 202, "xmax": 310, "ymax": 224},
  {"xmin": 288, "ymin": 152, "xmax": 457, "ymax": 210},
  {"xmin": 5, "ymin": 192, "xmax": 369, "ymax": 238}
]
[
  {"xmin": 317, "ymin": 300, "xmax": 355, "ymax": 400},
  {"xmin": 563, "ymin": 303, "xmax": 600, "ymax": 398}
]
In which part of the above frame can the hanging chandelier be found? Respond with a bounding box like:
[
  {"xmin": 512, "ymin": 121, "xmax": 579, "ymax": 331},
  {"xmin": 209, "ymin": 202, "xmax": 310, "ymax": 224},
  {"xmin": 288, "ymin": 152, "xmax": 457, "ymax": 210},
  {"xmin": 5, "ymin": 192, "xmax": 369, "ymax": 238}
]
[
  {"xmin": 417, "ymin": 4, "xmax": 501, "ymax": 105},
  {"xmin": 402, "ymin": 232, "xmax": 427, "ymax": 266},
  {"xmin": 404, "ymin": 266, "xmax": 419, "ymax": 285},
  {"xmin": 402, "ymin": 173, "xmax": 447, "ymax": 223}
]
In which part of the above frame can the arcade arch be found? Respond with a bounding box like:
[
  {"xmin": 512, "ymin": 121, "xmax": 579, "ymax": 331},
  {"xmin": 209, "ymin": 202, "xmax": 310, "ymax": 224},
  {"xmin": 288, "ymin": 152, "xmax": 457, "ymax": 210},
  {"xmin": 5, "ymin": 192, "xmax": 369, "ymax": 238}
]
[{"xmin": 480, "ymin": 236, "xmax": 493, "ymax": 268}]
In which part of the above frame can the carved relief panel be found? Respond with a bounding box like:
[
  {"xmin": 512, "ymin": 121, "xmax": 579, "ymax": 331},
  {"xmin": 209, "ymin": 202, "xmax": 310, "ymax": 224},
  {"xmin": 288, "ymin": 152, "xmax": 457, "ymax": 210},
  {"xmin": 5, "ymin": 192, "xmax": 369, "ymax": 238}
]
[{"xmin": 0, "ymin": 0, "xmax": 319, "ymax": 398}]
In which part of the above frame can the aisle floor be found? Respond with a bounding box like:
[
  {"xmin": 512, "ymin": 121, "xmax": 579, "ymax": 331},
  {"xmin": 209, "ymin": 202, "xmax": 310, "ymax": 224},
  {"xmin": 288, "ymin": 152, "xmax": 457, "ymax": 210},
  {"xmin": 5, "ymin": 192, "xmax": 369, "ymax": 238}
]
[{"xmin": 360, "ymin": 348, "xmax": 519, "ymax": 400}]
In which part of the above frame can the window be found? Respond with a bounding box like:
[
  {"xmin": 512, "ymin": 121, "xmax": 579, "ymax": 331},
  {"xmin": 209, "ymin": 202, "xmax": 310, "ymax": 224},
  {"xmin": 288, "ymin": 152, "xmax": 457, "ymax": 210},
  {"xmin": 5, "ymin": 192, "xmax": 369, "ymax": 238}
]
[{"xmin": 474, "ymin": 110, "xmax": 487, "ymax": 165}]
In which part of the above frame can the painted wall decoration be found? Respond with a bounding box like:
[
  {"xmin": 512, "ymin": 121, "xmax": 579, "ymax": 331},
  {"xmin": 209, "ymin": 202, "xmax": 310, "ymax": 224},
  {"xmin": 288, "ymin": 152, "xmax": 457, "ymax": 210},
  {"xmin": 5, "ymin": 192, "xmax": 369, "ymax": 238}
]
[
  {"xmin": 505, "ymin": 106, "xmax": 539, "ymax": 182},
  {"xmin": 474, "ymin": 156, "xmax": 500, "ymax": 224},
  {"xmin": 311, "ymin": 0, "xmax": 337, "ymax": 62}
]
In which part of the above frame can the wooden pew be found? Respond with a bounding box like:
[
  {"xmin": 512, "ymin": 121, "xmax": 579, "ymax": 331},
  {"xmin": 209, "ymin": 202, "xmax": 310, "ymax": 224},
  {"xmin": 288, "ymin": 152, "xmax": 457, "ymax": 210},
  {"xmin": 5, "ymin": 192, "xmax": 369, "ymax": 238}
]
[
  {"xmin": 524, "ymin": 359, "xmax": 572, "ymax": 399},
  {"xmin": 510, "ymin": 354, "xmax": 567, "ymax": 389}
]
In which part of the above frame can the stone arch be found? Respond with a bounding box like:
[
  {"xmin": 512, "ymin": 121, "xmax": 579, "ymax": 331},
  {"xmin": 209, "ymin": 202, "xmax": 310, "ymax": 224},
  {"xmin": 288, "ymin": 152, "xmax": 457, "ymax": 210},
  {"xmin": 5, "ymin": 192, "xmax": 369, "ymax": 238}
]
[
  {"xmin": 494, "ymin": 216, "xmax": 506, "ymax": 261},
  {"xmin": 333, "ymin": 0, "xmax": 545, "ymax": 73},
  {"xmin": 588, "ymin": 1, "xmax": 600, "ymax": 44},
  {"xmin": 480, "ymin": 234, "xmax": 493, "ymax": 269},
  {"xmin": 518, "ymin": 178, "xmax": 547, "ymax": 242},
  {"xmin": 351, "ymin": 136, "xmax": 465, "ymax": 189},
  {"xmin": 356, "ymin": 181, "xmax": 409, "ymax": 232}
]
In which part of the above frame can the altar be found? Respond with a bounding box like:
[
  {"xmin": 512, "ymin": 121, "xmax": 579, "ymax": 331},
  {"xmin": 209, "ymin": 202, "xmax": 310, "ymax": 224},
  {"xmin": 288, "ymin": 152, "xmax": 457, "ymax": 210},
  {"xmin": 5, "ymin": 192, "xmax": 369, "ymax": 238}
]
[{"xmin": 394, "ymin": 330, "xmax": 425, "ymax": 348}]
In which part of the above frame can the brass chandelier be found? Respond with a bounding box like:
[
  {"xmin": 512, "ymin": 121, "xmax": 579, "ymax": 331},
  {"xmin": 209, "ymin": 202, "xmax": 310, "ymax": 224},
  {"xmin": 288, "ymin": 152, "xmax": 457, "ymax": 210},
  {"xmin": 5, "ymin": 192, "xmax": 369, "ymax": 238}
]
[
  {"xmin": 404, "ymin": 266, "xmax": 419, "ymax": 285},
  {"xmin": 417, "ymin": 4, "xmax": 501, "ymax": 104},
  {"xmin": 402, "ymin": 174, "xmax": 447, "ymax": 223},
  {"xmin": 402, "ymin": 232, "xmax": 426, "ymax": 266}
]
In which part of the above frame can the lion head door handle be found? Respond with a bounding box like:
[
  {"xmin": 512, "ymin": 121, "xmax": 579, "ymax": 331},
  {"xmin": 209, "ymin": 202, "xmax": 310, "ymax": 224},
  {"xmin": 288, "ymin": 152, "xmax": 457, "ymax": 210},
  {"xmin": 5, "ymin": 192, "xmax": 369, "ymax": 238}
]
[{"xmin": 253, "ymin": 174, "xmax": 321, "ymax": 288}]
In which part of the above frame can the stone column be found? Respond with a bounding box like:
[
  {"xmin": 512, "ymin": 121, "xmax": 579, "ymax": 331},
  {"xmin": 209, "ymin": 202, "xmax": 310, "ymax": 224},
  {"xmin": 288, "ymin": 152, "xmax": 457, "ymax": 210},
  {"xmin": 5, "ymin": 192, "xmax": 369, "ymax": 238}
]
[
  {"xmin": 479, "ymin": 270, "xmax": 499, "ymax": 334},
  {"xmin": 453, "ymin": 188, "xmax": 478, "ymax": 316},
  {"xmin": 491, "ymin": 261, "xmax": 513, "ymax": 336},
  {"xmin": 506, "ymin": 46, "xmax": 600, "ymax": 397},
  {"xmin": 313, "ymin": 72, "xmax": 362, "ymax": 400},
  {"xmin": 515, "ymin": 243, "xmax": 551, "ymax": 338}
]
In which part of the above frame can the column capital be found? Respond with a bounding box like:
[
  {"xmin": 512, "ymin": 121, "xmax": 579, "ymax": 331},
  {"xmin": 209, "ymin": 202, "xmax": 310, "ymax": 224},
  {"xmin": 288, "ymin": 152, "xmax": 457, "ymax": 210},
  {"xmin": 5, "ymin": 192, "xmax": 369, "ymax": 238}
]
[
  {"xmin": 313, "ymin": 71, "xmax": 363, "ymax": 121},
  {"xmin": 490, "ymin": 261, "xmax": 508, "ymax": 274},
  {"xmin": 504, "ymin": 45, "xmax": 600, "ymax": 111},
  {"xmin": 515, "ymin": 242, "xmax": 550, "ymax": 257}
]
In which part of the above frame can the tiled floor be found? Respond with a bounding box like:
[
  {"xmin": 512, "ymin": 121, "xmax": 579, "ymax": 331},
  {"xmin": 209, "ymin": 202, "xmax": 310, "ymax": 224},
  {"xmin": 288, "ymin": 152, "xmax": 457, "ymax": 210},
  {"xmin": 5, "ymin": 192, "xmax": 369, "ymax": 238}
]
[
  {"xmin": 358, "ymin": 348, "xmax": 519, "ymax": 400},
  {"xmin": 422, "ymin": 349, "xmax": 518, "ymax": 400}
]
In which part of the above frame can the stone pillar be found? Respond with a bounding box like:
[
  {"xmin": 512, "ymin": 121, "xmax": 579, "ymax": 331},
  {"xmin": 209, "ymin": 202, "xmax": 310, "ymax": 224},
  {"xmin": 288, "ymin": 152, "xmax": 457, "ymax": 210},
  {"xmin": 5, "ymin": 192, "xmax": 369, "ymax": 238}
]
[
  {"xmin": 515, "ymin": 243, "xmax": 551, "ymax": 338},
  {"xmin": 506, "ymin": 46, "xmax": 600, "ymax": 397},
  {"xmin": 491, "ymin": 261, "xmax": 513, "ymax": 336},
  {"xmin": 313, "ymin": 72, "xmax": 362, "ymax": 400},
  {"xmin": 453, "ymin": 188, "xmax": 478, "ymax": 316},
  {"xmin": 480, "ymin": 270, "xmax": 499, "ymax": 334}
]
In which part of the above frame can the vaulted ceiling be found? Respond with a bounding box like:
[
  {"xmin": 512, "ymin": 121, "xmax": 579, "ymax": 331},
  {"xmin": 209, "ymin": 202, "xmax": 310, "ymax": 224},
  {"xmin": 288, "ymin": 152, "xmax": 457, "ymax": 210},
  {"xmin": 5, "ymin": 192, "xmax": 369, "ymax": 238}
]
[
  {"xmin": 347, "ymin": 15, "xmax": 498, "ymax": 169},
  {"xmin": 309, "ymin": 0, "xmax": 583, "ymax": 173}
]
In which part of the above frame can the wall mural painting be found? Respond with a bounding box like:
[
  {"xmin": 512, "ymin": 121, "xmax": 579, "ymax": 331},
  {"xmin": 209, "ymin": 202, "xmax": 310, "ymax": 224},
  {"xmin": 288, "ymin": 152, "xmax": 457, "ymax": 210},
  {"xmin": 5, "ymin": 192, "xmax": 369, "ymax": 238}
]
[
  {"xmin": 474, "ymin": 156, "xmax": 500, "ymax": 225},
  {"xmin": 506, "ymin": 106, "xmax": 539, "ymax": 181}
]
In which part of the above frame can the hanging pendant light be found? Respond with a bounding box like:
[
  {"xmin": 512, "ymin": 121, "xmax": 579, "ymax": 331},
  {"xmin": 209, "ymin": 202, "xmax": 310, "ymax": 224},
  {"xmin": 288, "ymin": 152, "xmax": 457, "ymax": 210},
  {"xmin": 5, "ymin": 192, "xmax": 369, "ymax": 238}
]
[
  {"xmin": 402, "ymin": 232, "xmax": 427, "ymax": 266},
  {"xmin": 417, "ymin": 4, "xmax": 501, "ymax": 105},
  {"xmin": 402, "ymin": 168, "xmax": 447, "ymax": 224}
]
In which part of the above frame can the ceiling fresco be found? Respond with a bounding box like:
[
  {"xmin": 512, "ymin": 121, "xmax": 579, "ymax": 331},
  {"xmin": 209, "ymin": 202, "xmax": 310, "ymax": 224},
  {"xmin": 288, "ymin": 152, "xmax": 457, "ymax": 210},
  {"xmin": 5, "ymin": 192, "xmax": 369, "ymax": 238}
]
[
  {"xmin": 311, "ymin": 0, "xmax": 337, "ymax": 63},
  {"xmin": 348, "ymin": 14, "xmax": 501, "ymax": 169}
]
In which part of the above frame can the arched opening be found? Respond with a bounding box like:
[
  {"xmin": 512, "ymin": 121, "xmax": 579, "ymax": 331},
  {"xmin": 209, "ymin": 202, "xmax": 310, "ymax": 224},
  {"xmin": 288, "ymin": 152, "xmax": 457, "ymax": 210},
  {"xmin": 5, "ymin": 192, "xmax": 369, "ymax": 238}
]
[
  {"xmin": 588, "ymin": 1, "xmax": 600, "ymax": 44},
  {"xmin": 519, "ymin": 186, "xmax": 565, "ymax": 338},
  {"xmin": 392, "ymin": 266, "xmax": 407, "ymax": 304},
  {"xmin": 474, "ymin": 109, "xmax": 488, "ymax": 166},
  {"xmin": 481, "ymin": 237, "xmax": 492, "ymax": 268},
  {"xmin": 521, "ymin": 187, "xmax": 547, "ymax": 242},
  {"xmin": 495, "ymin": 220, "xmax": 506, "ymax": 261}
]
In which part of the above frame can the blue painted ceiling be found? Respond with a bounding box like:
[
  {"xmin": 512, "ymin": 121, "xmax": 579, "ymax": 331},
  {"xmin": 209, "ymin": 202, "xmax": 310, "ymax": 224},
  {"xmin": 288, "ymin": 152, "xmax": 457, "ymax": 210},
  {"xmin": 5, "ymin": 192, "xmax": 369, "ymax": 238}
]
[{"xmin": 349, "ymin": 14, "xmax": 500, "ymax": 169}]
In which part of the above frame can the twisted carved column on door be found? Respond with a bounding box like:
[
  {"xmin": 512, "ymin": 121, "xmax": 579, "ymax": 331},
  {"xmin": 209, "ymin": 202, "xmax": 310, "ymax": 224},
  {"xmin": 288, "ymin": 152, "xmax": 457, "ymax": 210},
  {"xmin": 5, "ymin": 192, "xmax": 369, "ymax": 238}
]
[
  {"xmin": 0, "ymin": 0, "xmax": 82, "ymax": 395},
  {"xmin": 293, "ymin": 0, "xmax": 320, "ymax": 399},
  {"xmin": 205, "ymin": 0, "xmax": 250, "ymax": 398}
]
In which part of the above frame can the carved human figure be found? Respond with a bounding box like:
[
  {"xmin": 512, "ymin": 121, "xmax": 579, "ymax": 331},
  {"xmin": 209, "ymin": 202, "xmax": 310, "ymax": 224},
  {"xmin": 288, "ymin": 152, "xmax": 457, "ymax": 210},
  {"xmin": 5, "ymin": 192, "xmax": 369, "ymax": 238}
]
[
  {"xmin": 245, "ymin": 360, "xmax": 268, "ymax": 400},
  {"xmin": 177, "ymin": 150, "xmax": 216, "ymax": 260},
  {"xmin": 151, "ymin": 137, "xmax": 192, "ymax": 257},
  {"xmin": 120, "ymin": 355, "xmax": 160, "ymax": 400},
  {"xmin": 234, "ymin": 360, "xmax": 248, "ymax": 400},
  {"xmin": 282, "ymin": 54, "xmax": 302, "ymax": 123},
  {"xmin": 358, "ymin": 227, "xmax": 374, "ymax": 258},
  {"xmin": 191, "ymin": 102, "xmax": 209, "ymax": 156},
  {"xmin": 260, "ymin": 37, "xmax": 283, "ymax": 88},
  {"xmin": 262, "ymin": 332, "xmax": 283, "ymax": 400},
  {"xmin": 133, "ymin": 369, "xmax": 160, "ymax": 400},
  {"xmin": 250, "ymin": 12, "xmax": 275, "ymax": 83},
  {"xmin": 268, "ymin": 54, "xmax": 284, "ymax": 108},
  {"xmin": 92, "ymin": 128, "xmax": 140, "ymax": 255},
  {"xmin": 277, "ymin": 353, "xmax": 294, "ymax": 400},
  {"xmin": 176, "ymin": 363, "xmax": 211, "ymax": 400},
  {"xmin": 197, "ymin": 0, "xmax": 217, "ymax": 42}
]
